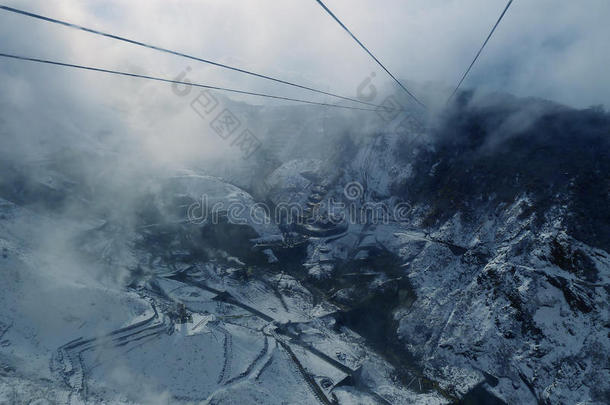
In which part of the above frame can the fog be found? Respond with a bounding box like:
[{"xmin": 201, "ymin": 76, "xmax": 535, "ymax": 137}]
[
  {"xmin": 2, "ymin": 1, "xmax": 609, "ymax": 106},
  {"xmin": 0, "ymin": 0, "xmax": 606, "ymax": 280},
  {"xmin": 1, "ymin": 0, "xmax": 607, "ymax": 178},
  {"xmin": 1, "ymin": 0, "xmax": 607, "ymax": 249},
  {"xmin": 0, "ymin": 3, "xmax": 608, "ymax": 402}
]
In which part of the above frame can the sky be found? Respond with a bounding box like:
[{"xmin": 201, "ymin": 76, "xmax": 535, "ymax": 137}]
[
  {"xmin": 0, "ymin": 0, "xmax": 608, "ymax": 166},
  {"xmin": 1, "ymin": 0, "xmax": 609, "ymax": 108}
]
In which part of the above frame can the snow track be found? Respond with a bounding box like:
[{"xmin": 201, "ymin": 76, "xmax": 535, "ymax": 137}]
[
  {"xmin": 209, "ymin": 323, "xmax": 233, "ymax": 385},
  {"xmin": 278, "ymin": 340, "xmax": 332, "ymax": 405},
  {"xmin": 224, "ymin": 335, "xmax": 269, "ymax": 385},
  {"xmin": 51, "ymin": 301, "xmax": 169, "ymax": 404},
  {"xmin": 202, "ymin": 336, "xmax": 276, "ymax": 404}
]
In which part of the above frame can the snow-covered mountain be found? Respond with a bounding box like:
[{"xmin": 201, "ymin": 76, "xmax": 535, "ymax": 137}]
[{"xmin": 0, "ymin": 90, "xmax": 608, "ymax": 404}]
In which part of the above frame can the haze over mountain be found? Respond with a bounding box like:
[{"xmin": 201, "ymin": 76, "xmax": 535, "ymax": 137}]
[{"xmin": 0, "ymin": 1, "xmax": 608, "ymax": 404}]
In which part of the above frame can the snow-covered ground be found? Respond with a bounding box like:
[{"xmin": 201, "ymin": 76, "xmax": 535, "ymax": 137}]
[
  {"xmin": 1, "ymin": 95, "xmax": 608, "ymax": 404},
  {"xmin": 0, "ymin": 192, "xmax": 447, "ymax": 404}
]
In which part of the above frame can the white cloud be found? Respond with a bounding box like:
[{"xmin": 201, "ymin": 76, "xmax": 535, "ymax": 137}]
[{"xmin": 0, "ymin": 0, "xmax": 607, "ymax": 168}]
